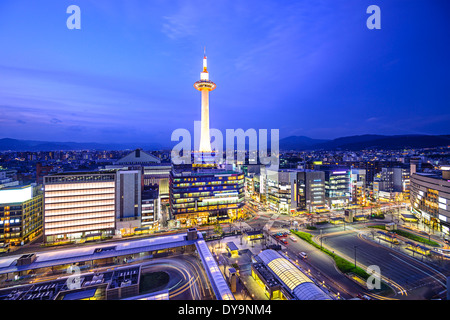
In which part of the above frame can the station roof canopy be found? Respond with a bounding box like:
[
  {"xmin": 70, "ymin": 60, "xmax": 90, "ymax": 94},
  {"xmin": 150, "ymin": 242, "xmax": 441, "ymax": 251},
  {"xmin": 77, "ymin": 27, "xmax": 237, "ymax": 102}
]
[
  {"xmin": 0, "ymin": 233, "xmax": 194, "ymax": 275},
  {"xmin": 257, "ymin": 250, "xmax": 331, "ymax": 300},
  {"xmin": 62, "ymin": 288, "xmax": 97, "ymax": 300},
  {"xmin": 244, "ymin": 230, "xmax": 263, "ymax": 236},
  {"xmin": 401, "ymin": 214, "xmax": 418, "ymax": 220},
  {"xmin": 226, "ymin": 242, "xmax": 239, "ymax": 252},
  {"xmin": 195, "ymin": 239, "xmax": 234, "ymax": 300}
]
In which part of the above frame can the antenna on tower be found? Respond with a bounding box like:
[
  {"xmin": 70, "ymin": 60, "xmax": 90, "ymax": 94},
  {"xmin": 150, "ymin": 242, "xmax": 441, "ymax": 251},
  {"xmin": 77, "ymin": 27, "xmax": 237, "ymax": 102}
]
[{"xmin": 203, "ymin": 46, "xmax": 206, "ymax": 58}]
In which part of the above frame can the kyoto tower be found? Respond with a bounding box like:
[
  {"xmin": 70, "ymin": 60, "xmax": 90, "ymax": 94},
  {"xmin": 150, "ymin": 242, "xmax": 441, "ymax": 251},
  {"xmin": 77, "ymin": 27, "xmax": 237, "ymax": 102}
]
[{"xmin": 194, "ymin": 50, "xmax": 216, "ymax": 153}]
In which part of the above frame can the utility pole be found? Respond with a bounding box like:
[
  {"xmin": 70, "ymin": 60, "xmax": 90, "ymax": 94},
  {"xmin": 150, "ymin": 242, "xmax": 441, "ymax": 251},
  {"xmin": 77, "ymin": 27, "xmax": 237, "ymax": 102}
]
[
  {"xmin": 320, "ymin": 228, "xmax": 323, "ymax": 249},
  {"xmin": 354, "ymin": 245, "xmax": 358, "ymax": 269}
]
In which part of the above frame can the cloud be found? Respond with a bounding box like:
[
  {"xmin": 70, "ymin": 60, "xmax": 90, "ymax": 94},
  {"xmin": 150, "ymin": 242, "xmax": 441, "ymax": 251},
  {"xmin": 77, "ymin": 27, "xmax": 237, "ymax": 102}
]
[
  {"xmin": 50, "ymin": 118, "xmax": 62, "ymax": 124},
  {"xmin": 161, "ymin": 3, "xmax": 198, "ymax": 40}
]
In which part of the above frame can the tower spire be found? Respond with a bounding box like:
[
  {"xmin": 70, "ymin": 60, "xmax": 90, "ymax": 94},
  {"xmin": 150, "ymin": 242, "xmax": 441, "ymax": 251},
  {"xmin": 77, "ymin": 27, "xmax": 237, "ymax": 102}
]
[{"xmin": 203, "ymin": 47, "xmax": 207, "ymax": 73}]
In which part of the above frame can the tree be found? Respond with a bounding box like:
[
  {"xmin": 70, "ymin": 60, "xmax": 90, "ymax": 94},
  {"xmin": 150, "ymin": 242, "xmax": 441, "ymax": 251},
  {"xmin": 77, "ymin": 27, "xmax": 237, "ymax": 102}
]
[{"xmin": 214, "ymin": 223, "xmax": 223, "ymax": 237}]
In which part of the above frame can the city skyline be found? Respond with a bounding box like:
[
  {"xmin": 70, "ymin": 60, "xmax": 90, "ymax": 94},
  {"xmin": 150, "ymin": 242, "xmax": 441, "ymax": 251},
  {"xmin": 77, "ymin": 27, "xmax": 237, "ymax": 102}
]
[{"xmin": 0, "ymin": 0, "xmax": 450, "ymax": 146}]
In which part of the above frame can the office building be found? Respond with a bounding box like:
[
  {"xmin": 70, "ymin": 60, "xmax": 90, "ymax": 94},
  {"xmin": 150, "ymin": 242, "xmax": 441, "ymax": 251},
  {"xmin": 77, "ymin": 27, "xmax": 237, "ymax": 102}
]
[
  {"xmin": 296, "ymin": 170, "xmax": 326, "ymax": 212},
  {"xmin": 351, "ymin": 169, "xmax": 366, "ymax": 205},
  {"xmin": 169, "ymin": 168, "xmax": 244, "ymax": 226},
  {"xmin": 43, "ymin": 172, "xmax": 117, "ymax": 244},
  {"xmin": 0, "ymin": 170, "xmax": 19, "ymax": 189},
  {"xmin": 410, "ymin": 169, "xmax": 450, "ymax": 235},
  {"xmin": 141, "ymin": 187, "xmax": 159, "ymax": 231},
  {"xmin": 375, "ymin": 167, "xmax": 410, "ymax": 201},
  {"xmin": 260, "ymin": 168, "xmax": 325, "ymax": 214},
  {"xmin": 320, "ymin": 167, "xmax": 351, "ymax": 208},
  {"xmin": 115, "ymin": 170, "xmax": 142, "ymax": 236},
  {"xmin": 0, "ymin": 185, "xmax": 43, "ymax": 245}
]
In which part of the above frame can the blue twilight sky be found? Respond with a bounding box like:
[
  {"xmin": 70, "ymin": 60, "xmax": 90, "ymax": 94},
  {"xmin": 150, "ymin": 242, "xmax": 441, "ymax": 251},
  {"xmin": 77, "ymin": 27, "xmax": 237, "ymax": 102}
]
[{"xmin": 0, "ymin": 0, "xmax": 449, "ymax": 147}]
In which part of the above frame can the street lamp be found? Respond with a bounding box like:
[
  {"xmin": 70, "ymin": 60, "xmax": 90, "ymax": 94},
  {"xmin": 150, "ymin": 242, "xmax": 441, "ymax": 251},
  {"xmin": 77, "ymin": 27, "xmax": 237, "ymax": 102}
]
[
  {"xmin": 354, "ymin": 245, "xmax": 358, "ymax": 268},
  {"xmin": 320, "ymin": 228, "xmax": 323, "ymax": 249}
]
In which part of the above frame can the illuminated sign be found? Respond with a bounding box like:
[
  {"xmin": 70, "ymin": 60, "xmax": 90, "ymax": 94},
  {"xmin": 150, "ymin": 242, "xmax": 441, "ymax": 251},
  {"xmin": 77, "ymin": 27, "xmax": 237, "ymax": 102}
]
[
  {"xmin": 332, "ymin": 171, "xmax": 347, "ymax": 175},
  {"xmin": 0, "ymin": 186, "xmax": 33, "ymax": 204}
]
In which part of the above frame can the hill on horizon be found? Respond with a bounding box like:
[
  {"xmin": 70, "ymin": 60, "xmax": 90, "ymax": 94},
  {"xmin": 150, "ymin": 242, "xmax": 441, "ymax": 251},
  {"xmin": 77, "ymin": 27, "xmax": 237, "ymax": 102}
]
[
  {"xmin": 1, "ymin": 134, "xmax": 449, "ymax": 152},
  {"xmin": 279, "ymin": 134, "xmax": 450, "ymax": 151}
]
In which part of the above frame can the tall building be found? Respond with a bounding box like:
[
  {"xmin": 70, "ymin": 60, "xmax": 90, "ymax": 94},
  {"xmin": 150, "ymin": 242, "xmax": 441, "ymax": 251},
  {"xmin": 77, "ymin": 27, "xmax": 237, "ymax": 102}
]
[
  {"xmin": 320, "ymin": 167, "xmax": 352, "ymax": 208},
  {"xmin": 0, "ymin": 185, "xmax": 43, "ymax": 246},
  {"xmin": 260, "ymin": 168, "xmax": 325, "ymax": 214},
  {"xmin": 141, "ymin": 187, "xmax": 159, "ymax": 231},
  {"xmin": 375, "ymin": 167, "xmax": 410, "ymax": 201},
  {"xmin": 169, "ymin": 168, "xmax": 244, "ymax": 226},
  {"xmin": 36, "ymin": 163, "xmax": 54, "ymax": 185},
  {"xmin": 263, "ymin": 169, "xmax": 297, "ymax": 214},
  {"xmin": 0, "ymin": 170, "xmax": 19, "ymax": 189},
  {"xmin": 296, "ymin": 170, "xmax": 326, "ymax": 212},
  {"xmin": 194, "ymin": 51, "xmax": 216, "ymax": 153},
  {"xmin": 351, "ymin": 169, "xmax": 366, "ymax": 205},
  {"xmin": 115, "ymin": 170, "xmax": 142, "ymax": 236},
  {"xmin": 410, "ymin": 169, "xmax": 450, "ymax": 235},
  {"xmin": 43, "ymin": 172, "xmax": 116, "ymax": 243}
]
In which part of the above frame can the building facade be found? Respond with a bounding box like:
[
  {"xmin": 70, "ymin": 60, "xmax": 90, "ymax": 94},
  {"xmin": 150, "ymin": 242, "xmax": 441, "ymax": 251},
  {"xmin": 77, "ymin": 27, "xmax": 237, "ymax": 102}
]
[
  {"xmin": 350, "ymin": 169, "xmax": 366, "ymax": 205},
  {"xmin": 115, "ymin": 170, "xmax": 142, "ymax": 236},
  {"xmin": 169, "ymin": 168, "xmax": 244, "ymax": 226},
  {"xmin": 296, "ymin": 170, "xmax": 326, "ymax": 212},
  {"xmin": 410, "ymin": 171, "xmax": 450, "ymax": 235},
  {"xmin": 322, "ymin": 168, "xmax": 351, "ymax": 208},
  {"xmin": 43, "ymin": 172, "xmax": 116, "ymax": 243},
  {"xmin": 0, "ymin": 185, "xmax": 43, "ymax": 246}
]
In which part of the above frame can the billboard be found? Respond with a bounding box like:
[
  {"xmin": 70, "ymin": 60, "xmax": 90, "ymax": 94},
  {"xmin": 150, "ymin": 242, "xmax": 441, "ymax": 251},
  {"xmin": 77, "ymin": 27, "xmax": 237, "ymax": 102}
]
[{"xmin": 0, "ymin": 186, "xmax": 33, "ymax": 204}]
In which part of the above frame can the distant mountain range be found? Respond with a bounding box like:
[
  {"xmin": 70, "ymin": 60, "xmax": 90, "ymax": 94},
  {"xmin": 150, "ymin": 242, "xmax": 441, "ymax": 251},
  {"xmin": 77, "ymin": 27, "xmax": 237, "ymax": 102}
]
[
  {"xmin": 0, "ymin": 138, "xmax": 164, "ymax": 152},
  {"xmin": 279, "ymin": 134, "xmax": 450, "ymax": 151},
  {"xmin": 0, "ymin": 134, "xmax": 449, "ymax": 152}
]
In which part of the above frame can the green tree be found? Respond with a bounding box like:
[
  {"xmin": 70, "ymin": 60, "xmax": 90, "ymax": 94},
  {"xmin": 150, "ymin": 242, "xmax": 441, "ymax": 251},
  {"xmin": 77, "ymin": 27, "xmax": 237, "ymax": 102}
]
[{"xmin": 214, "ymin": 223, "xmax": 223, "ymax": 237}]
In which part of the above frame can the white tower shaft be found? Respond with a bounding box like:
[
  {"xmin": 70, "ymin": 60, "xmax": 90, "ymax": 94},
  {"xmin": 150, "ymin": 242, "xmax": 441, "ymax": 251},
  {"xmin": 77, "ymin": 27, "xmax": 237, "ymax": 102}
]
[
  {"xmin": 199, "ymin": 89, "xmax": 212, "ymax": 152},
  {"xmin": 194, "ymin": 53, "xmax": 216, "ymax": 154}
]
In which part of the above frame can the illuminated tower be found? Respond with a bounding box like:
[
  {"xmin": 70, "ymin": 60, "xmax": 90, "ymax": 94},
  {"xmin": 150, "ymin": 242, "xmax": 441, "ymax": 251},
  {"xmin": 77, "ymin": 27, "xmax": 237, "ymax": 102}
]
[{"xmin": 194, "ymin": 51, "xmax": 216, "ymax": 153}]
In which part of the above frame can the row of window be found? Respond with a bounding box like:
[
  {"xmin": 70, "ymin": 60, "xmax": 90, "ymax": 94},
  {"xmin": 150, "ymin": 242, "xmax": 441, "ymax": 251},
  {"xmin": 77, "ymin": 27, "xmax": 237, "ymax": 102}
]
[
  {"xmin": 45, "ymin": 193, "xmax": 115, "ymax": 204},
  {"xmin": 45, "ymin": 199, "xmax": 115, "ymax": 210},
  {"xmin": 44, "ymin": 205, "xmax": 115, "ymax": 216},
  {"xmin": 45, "ymin": 222, "xmax": 114, "ymax": 236},
  {"xmin": 45, "ymin": 211, "xmax": 115, "ymax": 223},
  {"xmin": 45, "ymin": 182, "xmax": 115, "ymax": 192},
  {"xmin": 45, "ymin": 217, "xmax": 115, "ymax": 230}
]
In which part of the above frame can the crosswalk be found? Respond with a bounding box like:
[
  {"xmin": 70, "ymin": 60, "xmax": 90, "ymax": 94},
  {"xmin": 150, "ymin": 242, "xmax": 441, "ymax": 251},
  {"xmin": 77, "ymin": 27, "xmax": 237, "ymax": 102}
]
[{"xmin": 263, "ymin": 214, "xmax": 279, "ymax": 231}]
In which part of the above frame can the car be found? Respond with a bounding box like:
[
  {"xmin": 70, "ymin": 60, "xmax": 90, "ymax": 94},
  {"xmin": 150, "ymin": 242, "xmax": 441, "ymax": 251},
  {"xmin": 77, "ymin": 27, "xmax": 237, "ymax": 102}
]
[
  {"xmin": 280, "ymin": 239, "xmax": 288, "ymax": 245},
  {"xmin": 290, "ymin": 236, "xmax": 297, "ymax": 242},
  {"xmin": 299, "ymin": 252, "xmax": 307, "ymax": 259}
]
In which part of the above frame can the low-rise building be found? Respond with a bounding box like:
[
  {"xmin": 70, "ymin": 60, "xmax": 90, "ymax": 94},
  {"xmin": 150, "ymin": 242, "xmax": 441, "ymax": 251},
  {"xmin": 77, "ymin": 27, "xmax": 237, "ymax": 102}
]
[{"xmin": 0, "ymin": 185, "xmax": 43, "ymax": 245}]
